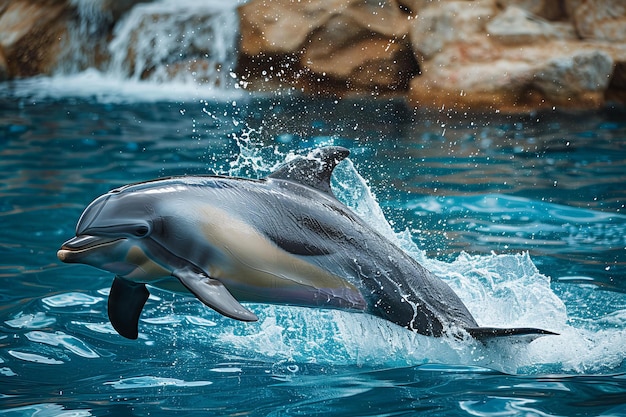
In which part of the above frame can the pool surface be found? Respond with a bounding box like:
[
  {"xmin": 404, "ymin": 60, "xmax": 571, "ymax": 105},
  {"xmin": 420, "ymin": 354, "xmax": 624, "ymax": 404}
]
[{"xmin": 1, "ymin": 93, "xmax": 626, "ymax": 416}]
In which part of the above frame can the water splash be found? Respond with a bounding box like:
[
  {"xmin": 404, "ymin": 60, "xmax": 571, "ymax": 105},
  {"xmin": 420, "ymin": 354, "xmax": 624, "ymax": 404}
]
[{"xmin": 180, "ymin": 142, "xmax": 622, "ymax": 374}]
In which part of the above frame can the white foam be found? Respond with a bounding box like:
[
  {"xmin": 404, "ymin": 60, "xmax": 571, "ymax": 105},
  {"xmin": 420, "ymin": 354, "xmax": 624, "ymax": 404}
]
[
  {"xmin": 2, "ymin": 69, "xmax": 247, "ymax": 104},
  {"xmin": 107, "ymin": 0, "xmax": 239, "ymax": 86}
]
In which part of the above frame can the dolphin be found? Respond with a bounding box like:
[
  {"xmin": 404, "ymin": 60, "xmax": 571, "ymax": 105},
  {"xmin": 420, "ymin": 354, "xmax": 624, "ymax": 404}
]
[{"xmin": 58, "ymin": 146, "xmax": 556, "ymax": 340}]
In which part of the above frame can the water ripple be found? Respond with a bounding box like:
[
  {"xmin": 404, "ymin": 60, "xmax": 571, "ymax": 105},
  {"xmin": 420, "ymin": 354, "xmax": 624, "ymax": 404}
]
[
  {"xmin": 25, "ymin": 331, "xmax": 99, "ymax": 359},
  {"xmin": 7, "ymin": 350, "xmax": 64, "ymax": 365},
  {"xmin": 104, "ymin": 376, "xmax": 213, "ymax": 390},
  {"xmin": 42, "ymin": 293, "xmax": 103, "ymax": 308},
  {"xmin": 5, "ymin": 312, "xmax": 56, "ymax": 329},
  {"xmin": 0, "ymin": 403, "xmax": 92, "ymax": 416}
]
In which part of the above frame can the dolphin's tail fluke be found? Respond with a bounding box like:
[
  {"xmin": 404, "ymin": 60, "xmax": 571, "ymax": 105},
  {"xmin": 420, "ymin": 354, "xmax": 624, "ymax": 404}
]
[{"xmin": 466, "ymin": 326, "xmax": 558, "ymax": 342}]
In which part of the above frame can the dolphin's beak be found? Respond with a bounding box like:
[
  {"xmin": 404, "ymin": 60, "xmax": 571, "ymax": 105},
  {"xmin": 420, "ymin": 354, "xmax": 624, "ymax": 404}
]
[{"xmin": 57, "ymin": 235, "xmax": 124, "ymax": 263}]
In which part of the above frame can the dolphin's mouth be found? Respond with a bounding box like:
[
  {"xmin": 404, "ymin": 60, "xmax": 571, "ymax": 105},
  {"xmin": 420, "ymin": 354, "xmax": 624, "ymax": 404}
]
[{"xmin": 57, "ymin": 235, "xmax": 125, "ymax": 262}]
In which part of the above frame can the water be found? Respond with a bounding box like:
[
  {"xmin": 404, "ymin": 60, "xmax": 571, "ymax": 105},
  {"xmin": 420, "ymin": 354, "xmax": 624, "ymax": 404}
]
[
  {"xmin": 25, "ymin": 0, "xmax": 243, "ymax": 102},
  {"xmin": 1, "ymin": 91, "xmax": 625, "ymax": 415}
]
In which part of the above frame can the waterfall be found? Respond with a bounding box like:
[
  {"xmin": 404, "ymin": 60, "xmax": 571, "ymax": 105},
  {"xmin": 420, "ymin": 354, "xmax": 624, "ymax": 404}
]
[
  {"xmin": 107, "ymin": 0, "xmax": 239, "ymax": 88},
  {"xmin": 56, "ymin": 0, "xmax": 240, "ymax": 90}
]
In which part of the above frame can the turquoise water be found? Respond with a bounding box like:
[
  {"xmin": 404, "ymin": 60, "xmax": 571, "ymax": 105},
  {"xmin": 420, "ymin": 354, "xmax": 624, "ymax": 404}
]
[{"xmin": 1, "ymin": 94, "xmax": 626, "ymax": 416}]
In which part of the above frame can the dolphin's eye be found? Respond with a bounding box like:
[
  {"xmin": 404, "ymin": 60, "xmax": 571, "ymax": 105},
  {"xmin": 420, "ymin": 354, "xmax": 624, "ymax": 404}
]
[{"xmin": 133, "ymin": 225, "xmax": 150, "ymax": 237}]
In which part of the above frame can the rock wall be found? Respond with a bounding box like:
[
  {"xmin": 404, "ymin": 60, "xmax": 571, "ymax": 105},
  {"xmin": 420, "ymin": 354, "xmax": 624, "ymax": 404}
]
[
  {"xmin": 237, "ymin": 0, "xmax": 419, "ymax": 94},
  {"xmin": 406, "ymin": 0, "xmax": 626, "ymax": 111},
  {"xmin": 238, "ymin": 0, "xmax": 626, "ymax": 111},
  {"xmin": 1, "ymin": 0, "xmax": 625, "ymax": 111}
]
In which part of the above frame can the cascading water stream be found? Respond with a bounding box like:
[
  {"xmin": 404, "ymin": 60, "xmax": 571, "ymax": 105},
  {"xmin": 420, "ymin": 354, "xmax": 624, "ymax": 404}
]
[
  {"xmin": 107, "ymin": 0, "xmax": 239, "ymax": 87},
  {"xmin": 53, "ymin": 0, "xmax": 241, "ymax": 92}
]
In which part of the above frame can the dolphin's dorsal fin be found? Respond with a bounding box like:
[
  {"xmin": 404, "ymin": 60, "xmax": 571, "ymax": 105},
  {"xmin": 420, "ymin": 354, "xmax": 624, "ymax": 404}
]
[{"xmin": 268, "ymin": 146, "xmax": 350, "ymax": 195}]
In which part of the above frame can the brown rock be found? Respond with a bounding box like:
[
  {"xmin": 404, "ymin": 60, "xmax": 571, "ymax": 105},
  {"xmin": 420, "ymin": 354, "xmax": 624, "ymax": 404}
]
[
  {"xmin": 496, "ymin": 0, "xmax": 563, "ymax": 20},
  {"xmin": 239, "ymin": 0, "xmax": 331, "ymax": 55},
  {"xmin": 410, "ymin": 0, "xmax": 497, "ymax": 60},
  {"xmin": 239, "ymin": 0, "xmax": 410, "ymax": 55},
  {"xmin": 0, "ymin": 0, "xmax": 70, "ymax": 78},
  {"xmin": 573, "ymin": 0, "xmax": 626, "ymax": 42},
  {"xmin": 530, "ymin": 49, "xmax": 613, "ymax": 98},
  {"xmin": 409, "ymin": 41, "xmax": 615, "ymax": 111},
  {"xmin": 239, "ymin": 0, "xmax": 408, "ymax": 56},
  {"xmin": 563, "ymin": 0, "xmax": 585, "ymax": 19},
  {"xmin": 238, "ymin": 0, "xmax": 418, "ymax": 94},
  {"xmin": 486, "ymin": 6, "xmax": 576, "ymax": 45},
  {"xmin": 0, "ymin": 44, "xmax": 7, "ymax": 81},
  {"xmin": 302, "ymin": 13, "xmax": 408, "ymax": 75}
]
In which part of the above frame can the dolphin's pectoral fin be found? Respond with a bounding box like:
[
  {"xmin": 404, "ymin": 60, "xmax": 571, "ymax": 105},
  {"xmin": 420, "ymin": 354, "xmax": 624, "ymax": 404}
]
[
  {"xmin": 108, "ymin": 276, "xmax": 150, "ymax": 339},
  {"xmin": 173, "ymin": 268, "xmax": 258, "ymax": 322}
]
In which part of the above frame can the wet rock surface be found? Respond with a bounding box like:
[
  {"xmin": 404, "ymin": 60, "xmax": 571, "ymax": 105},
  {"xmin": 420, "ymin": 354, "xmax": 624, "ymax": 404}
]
[{"xmin": 1, "ymin": 0, "xmax": 624, "ymax": 111}]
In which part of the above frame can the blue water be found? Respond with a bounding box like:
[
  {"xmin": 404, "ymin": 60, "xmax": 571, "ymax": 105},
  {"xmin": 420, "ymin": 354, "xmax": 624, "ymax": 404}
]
[{"xmin": 1, "ymin": 93, "xmax": 626, "ymax": 416}]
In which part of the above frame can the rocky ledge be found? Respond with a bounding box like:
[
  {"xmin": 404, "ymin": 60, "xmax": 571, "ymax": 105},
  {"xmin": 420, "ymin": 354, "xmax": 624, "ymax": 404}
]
[
  {"xmin": 239, "ymin": 0, "xmax": 626, "ymax": 112},
  {"xmin": 1, "ymin": 0, "xmax": 625, "ymax": 112}
]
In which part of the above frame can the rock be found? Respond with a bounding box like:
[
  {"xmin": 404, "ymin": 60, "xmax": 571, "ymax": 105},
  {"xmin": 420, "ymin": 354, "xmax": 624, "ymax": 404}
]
[
  {"xmin": 410, "ymin": 0, "xmax": 497, "ymax": 60},
  {"xmin": 238, "ymin": 0, "xmax": 328, "ymax": 55},
  {"xmin": 573, "ymin": 0, "xmax": 626, "ymax": 42},
  {"xmin": 0, "ymin": 44, "xmax": 7, "ymax": 81},
  {"xmin": 530, "ymin": 49, "xmax": 613, "ymax": 98},
  {"xmin": 486, "ymin": 6, "xmax": 576, "ymax": 45},
  {"xmin": 495, "ymin": 0, "xmax": 563, "ymax": 20},
  {"xmin": 301, "ymin": 14, "xmax": 411, "ymax": 82},
  {"xmin": 239, "ymin": 0, "xmax": 409, "ymax": 55},
  {"xmin": 409, "ymin": 41, "xmax": 615, "ymax": 111},
  {"xmin": 238, "ymin": 0, "xmax": 418, "ymax": 94},
  {"xmin": 0, "ymin": 0, "xmax": 70, "ymax": 78},
  {"xmin": 563, "ymin": 0, "xmax": 585, "ymax": 19},
  {"xmin": 0, "ymin": 0, "xmax": 624, "ymax": 110},
  {"xmin": 407, "ymin": 0, "xmax": 623, "ymax": 111},
  {"xmin": 0, "ymin": 0, "xmax": 151, "ymax": 79}
]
